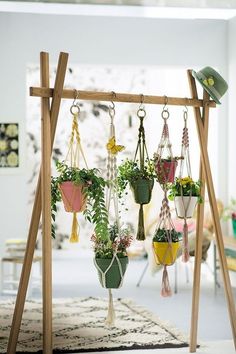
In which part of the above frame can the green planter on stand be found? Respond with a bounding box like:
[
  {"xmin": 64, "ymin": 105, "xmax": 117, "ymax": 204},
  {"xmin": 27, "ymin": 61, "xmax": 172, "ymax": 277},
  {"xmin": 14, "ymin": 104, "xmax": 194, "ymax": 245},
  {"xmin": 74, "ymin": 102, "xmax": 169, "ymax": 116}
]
[
  {"xmin": 95, "ymin": 256, "xmax": 129, "ymax": 289},
  {"xmin": 130, "ymin": 178, "xmax": 154, "ymax": 205}
]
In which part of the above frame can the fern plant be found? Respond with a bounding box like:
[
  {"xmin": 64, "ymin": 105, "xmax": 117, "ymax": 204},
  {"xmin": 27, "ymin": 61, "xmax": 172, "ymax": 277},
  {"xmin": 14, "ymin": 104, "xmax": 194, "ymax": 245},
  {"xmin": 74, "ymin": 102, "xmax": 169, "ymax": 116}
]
[{"xmin": 51, "ymin": 161, "xmax": 109, "ymax": 241}]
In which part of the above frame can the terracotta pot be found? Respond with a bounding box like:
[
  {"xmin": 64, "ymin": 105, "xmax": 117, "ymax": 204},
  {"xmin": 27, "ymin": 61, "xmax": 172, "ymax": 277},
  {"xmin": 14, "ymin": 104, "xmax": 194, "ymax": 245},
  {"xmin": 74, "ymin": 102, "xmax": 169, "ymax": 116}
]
[
  {"xmin": 152, "ymin": 241, "xmax": 180, "ymax": 266},
  {"xmin": 175, "ymin": 196, "xmax": 198, "ymax": 218},
  {"xmin": 130, "ymin": 178, "xmax": 154, "ymax": 205},
  {"xmin": 95, "ymin": 256, "xmax": 129, "ymax": 289},
  {"xmin": 59, "ymin": 181, "xmax": 86, "ymax": 212},
  {"xmin": 155, "ymin": 160, "xmax": 178, "ymax": 184}
]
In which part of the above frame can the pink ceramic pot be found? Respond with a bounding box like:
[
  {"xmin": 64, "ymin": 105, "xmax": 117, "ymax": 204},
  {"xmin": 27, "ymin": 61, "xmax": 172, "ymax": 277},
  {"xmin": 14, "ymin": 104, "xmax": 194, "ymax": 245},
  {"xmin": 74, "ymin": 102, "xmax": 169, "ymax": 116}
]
[
  {"xmin": 155, "ymin": 160, "xmax": 178, "ymax": 184},
  {"xmin": 59, "ymin": 181, "xmax": 86, "ymax": 212}
]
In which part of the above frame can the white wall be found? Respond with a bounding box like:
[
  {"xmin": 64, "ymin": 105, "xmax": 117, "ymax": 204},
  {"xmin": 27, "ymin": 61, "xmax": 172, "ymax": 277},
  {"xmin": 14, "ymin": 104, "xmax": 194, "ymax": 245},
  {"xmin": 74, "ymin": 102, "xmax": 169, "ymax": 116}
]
[{"xmin": 0, "ymin": 12, "xmax": 228, "ymax": 255}]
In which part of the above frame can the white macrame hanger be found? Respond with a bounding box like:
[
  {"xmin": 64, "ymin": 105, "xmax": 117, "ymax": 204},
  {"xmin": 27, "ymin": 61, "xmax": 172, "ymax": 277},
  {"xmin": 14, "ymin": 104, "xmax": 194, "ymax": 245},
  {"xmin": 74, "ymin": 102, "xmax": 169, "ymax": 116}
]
[{"xmin": 94, "ymin": 95, "xmax": 125, "ymax": 326}]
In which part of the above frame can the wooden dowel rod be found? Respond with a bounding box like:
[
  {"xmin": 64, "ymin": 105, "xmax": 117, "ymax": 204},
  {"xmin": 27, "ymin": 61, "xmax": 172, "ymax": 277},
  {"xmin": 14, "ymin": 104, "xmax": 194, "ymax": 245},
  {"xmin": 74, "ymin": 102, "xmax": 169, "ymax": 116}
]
[
  {"xmin": 41, "ymin": 52, "xmax": 52, "ymax": 354},
  {"xmin": 30, "ymin": 87, "xmax": 216, "ymax": 108},
  {"xmin": 188, "ymin": 73, "xmax": 210, "ymax": 352},
  {"xmin": 7, "ymin": 52, "xmax": 68, "ymax": 354}
]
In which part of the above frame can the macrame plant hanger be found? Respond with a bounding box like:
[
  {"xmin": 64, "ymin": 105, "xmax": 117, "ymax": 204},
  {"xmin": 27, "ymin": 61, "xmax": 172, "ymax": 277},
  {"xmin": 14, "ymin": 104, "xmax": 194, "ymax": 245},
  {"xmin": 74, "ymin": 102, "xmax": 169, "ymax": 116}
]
[
  {"xmin": 153, "ymin": 104, "xmax": 179, "ymax": 297},
  {"xmin": 154, "ymin": 100, "xmax": 178, "ymax": 186},
  {"xmin": 62, "ymin": 94, "xmax": 89, "ymax": 243},
  {"xmin": 177, "ymin": 107, "xmax": 193, "ymax": 262},
  {"xmin": 154, "ymin": 195, "xmax": 177, "ymax": 297},
  {"xmin": 94, "ymin": 96, "xmax": 125, "ymax": 326},
  {"xmin": 133, "ymin": 97, "xmax": 153, "ymax": 240}
]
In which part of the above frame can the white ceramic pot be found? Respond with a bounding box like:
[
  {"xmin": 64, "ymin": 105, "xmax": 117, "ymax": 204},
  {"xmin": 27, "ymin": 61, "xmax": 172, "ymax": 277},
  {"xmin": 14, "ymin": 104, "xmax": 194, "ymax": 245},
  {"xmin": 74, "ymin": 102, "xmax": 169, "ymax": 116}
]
[{"xmin": 175, "ymin": 196, "xmax": 198, "ymax": 218}]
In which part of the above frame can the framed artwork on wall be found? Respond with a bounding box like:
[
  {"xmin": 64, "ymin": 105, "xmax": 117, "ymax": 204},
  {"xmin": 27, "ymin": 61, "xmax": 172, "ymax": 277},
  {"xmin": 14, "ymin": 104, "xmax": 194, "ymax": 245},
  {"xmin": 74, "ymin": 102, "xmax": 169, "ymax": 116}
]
[{"xmin": 0, "ymin": 123, "xmax": 19, "ymax": 168}]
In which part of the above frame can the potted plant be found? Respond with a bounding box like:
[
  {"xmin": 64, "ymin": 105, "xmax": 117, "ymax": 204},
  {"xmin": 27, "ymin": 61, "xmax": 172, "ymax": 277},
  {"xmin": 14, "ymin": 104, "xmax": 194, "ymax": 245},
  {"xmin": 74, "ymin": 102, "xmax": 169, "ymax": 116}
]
[
  {"xmin": 168, "ymin": 176, "xmax": 202, "ymax": 218},
  {"xmin": 152, "ymin": 228, "xmax": 181, "ymax": 266},
  {"xmin": 51, "ymin": 161, "xmax": 109, "ymax": 241},
  {"xmin": 117, "ymin": 159, "xmax": 155, "ymax": 205},
  {"xmin": 154, "ymin": 154, "xmax": 180, "ymax": 184},
  {"xmin": 222, "ymin": 198, "xmax": 236, "ymax": 238},
  {"xmin": 92, "ymin": 223, "xmax": 132, "ymax": 288}
]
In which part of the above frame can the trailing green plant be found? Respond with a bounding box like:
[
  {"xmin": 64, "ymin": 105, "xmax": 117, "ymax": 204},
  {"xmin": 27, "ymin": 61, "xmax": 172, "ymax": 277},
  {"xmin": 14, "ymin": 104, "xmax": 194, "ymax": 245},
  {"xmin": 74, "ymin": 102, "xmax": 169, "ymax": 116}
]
[
  {"xmin": 51, "ymin": 161, "xmax": 109, "ymax": 240},
  {"xmin": 168, "ymin": 176, "xmax": 203, "ymax": 204},
  {"xmin": 153, "ymin": 228, "xmax": 181, "ymax": 243},
  {"xmin": 91, "ymin": 222, "xmax": 133, "ymax": 259},
  {"xmin": 117, "ymin": 158, "xmax": 155, "ymax": 197}
]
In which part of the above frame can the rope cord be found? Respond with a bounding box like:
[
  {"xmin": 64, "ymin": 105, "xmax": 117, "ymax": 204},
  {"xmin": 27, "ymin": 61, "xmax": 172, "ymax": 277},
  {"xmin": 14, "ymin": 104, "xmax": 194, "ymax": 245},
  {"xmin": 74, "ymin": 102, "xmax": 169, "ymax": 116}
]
[
  {"xmin": 154, "ymin": 109, "xmax": 176, "ymax": 188},
  {"xmin": 175, "ymin": 109, "xmax": 195, "ymax": 262}
]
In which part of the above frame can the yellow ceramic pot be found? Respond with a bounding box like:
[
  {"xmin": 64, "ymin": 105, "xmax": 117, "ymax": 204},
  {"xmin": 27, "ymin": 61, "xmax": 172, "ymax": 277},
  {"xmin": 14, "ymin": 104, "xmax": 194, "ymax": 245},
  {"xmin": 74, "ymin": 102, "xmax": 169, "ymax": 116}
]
[{"xmin": 152, "ymin": 241, "xmax": 180, "ymax": 266}]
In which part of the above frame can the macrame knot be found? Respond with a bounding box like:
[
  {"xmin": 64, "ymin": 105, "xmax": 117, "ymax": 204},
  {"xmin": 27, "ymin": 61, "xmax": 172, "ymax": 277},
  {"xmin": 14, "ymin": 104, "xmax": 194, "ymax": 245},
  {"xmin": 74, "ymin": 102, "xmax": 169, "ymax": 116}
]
[{"xmin": 182, "ymin": 127, "xmax": 189, "ymax": 147}]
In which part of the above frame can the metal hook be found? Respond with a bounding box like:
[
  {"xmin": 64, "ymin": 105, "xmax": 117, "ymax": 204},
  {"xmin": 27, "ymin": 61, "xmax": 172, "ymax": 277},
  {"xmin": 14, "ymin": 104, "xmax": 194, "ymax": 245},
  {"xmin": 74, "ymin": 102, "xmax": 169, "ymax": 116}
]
[
  {"xmin": 109, "ymin": 91, "xmax": 116, "ymax": 118},
  {"xmin": 183, "ymin": 101, "xmax": 188, "ymax": 122},
  {"xmin": 70, "ymin": 90, "xmax": 80, "ymax": 115},
  {"xmin": 139, "ymin": 94, "xmax": 145, "ymax": 109},
  {"xmin": 137, "ymin": 94, "xmax": 146, "ymax": 119},
  {"xmin": 163, "ymin": 95, "xmax": 168, "ymax": 110}
]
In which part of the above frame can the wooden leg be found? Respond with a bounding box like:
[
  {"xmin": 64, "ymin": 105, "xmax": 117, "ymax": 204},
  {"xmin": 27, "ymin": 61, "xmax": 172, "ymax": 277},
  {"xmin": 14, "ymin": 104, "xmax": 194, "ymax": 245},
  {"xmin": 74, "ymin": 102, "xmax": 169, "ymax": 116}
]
[
  {"xmin": 188, "ymin": 72, "xmax": 210, "ymax": 352},
  {"xmin": 189, "ymin": 73, "xmax": 236, "ymax": 348},
  {"xmin": 7, "ymin": 52, "xmax": 68, "ymax": 354},
  {"xmin": 41, "ymin": 52, "xmax": 52, "ymax": 354}
]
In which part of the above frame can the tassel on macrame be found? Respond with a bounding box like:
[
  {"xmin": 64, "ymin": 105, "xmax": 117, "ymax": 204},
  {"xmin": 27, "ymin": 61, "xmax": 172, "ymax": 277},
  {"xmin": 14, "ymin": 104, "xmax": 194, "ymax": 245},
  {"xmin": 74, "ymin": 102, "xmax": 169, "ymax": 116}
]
[
  {"xmin": 105, "ymin": 289, "xmax": 116, "ymax": 326},
  {"xmin": 137, "ymin": 204, "xmax": 145, "ymax": 240},
  {"xmin": 69, "ymin": 212, "xmax": 79, "ymax": 243},
  {"xmin": 182, "ymin": 220, "xmax": 190, "ymax": 262},
  {"xmin": 161, "ymin": 265, "xmax": 172, "ymax": 297}
]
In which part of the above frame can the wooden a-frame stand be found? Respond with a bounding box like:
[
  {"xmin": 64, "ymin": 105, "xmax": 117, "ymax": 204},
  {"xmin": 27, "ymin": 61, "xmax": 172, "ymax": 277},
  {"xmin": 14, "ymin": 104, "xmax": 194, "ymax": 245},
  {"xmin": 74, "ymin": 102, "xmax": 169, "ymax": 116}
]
[{"xmin": 7, "ymin": 52, "xmax": 236, "ymax": 354}]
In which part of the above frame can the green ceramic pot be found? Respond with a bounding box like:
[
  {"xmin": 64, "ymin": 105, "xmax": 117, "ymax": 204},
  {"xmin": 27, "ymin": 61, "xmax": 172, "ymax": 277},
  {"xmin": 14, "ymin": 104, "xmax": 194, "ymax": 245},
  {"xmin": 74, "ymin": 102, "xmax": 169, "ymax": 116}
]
[
  {"xmin": 95, "ymin": 256, "xmax": 129, "ymax": 289},
  {"xmin": 130, "ymin": 178, "xmax": 154, "ymax": 204},
  {"xmin": 232, "ymin": 218, "xmax": 236, "ymax": 239}
]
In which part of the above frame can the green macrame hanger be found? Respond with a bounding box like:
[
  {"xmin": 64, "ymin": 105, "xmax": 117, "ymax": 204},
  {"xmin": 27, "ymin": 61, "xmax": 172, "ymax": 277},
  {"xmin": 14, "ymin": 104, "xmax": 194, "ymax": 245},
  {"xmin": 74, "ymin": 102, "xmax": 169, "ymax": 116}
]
[{"xmin": 133, "ymin": 95, "xmax": 153, "ymax": 241}]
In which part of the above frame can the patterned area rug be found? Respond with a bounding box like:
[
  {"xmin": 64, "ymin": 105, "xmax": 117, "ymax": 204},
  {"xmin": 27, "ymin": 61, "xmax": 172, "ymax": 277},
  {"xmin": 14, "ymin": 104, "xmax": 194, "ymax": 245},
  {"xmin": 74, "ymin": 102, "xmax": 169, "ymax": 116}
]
[{"xmin": 0, "ymin": 297, "xmax": 189, "ymax": 353}]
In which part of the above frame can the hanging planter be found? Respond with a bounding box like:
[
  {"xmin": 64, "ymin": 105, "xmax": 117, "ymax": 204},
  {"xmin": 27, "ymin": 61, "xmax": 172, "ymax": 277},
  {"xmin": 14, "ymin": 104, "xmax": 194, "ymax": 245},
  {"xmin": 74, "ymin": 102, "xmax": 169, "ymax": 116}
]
[
  {"xmin": 51, "ymin": 162, "xmax": 109, "ymax": 242},
  {"xmin": 168, "ymin": 177, "xmax": 202, "ymax": 216},
  {"xmin": 155, "ymin": 158, "xmax": 178, "ymax": 184},
  {"xmin": 59, "ymin": 181, "xmax": 86, "ymax": 212},
  {"xmin": 152, "ymin": 228, "xmax": 180, "ymax": 266},
  {"xmin": 117, "ymin": 101, "xmax": 155, "ymax": 241},
  {"xmin": 152, "ymin": 194, "xmax": 180, "ymax": 297},
  {"xmin": 51, "ymin": 101, "xmax": 109, "ymax": 243},
  {"xmin": 95, "ymin": 256, "xmax": 129, "ymax": 289},
  {"xmin": 92, "ymin": 224, "xmax": 132, "ymax": 288},
  {"xmin": 174, "ymin": 196, "xmax": 198, "ymax": 218},
  {"xmin": 130, "ymin": 177, "xmax": 154, "ymax": 204}
]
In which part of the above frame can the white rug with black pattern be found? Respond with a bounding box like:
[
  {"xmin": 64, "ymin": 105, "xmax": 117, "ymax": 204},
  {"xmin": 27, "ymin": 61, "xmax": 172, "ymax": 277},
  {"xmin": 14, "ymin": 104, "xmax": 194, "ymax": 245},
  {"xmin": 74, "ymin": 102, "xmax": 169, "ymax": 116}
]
[{"xmin": 0, "ymin": 297, "xmax": 189, "ymax": 353}]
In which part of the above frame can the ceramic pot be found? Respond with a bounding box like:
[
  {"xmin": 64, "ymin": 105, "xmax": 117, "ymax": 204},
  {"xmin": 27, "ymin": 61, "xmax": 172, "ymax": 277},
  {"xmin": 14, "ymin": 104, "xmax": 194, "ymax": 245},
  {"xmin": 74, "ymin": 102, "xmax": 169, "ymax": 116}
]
[
  {"xmin": 155, "ymin": 160, "xmax": 178, "ymax": 184},
  {"xmin": 152, "ymin": 241, "xmax": 180, "ymax": 266},
  {"xmin": 95, "ymin": 256, "xmax": 129, "ymax": 289},
  {"xmin": 59, "ymin": 181, "xmax": 86, "ymax": 212},
  {"xmin": 175, "ymin": 196, "xmax": 198, "ymax": 218},
  {"xmin": 130, "ymin": 178, "xmax": 154, "ymax": 205},
  {"xmin": 232, "ymin": 218, "xmax": 236, "ymax": 239}
]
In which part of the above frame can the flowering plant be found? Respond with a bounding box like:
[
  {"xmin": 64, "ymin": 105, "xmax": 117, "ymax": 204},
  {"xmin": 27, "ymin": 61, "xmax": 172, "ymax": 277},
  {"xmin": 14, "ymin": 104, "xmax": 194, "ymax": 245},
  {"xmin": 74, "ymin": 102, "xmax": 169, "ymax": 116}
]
[
  {"xmin": 91, "ymin": 223, "xmax": 133, "ymax": 259},
  {"xmin": 168, "ymin": 176, "xmax": 203, "ymax": 203}
]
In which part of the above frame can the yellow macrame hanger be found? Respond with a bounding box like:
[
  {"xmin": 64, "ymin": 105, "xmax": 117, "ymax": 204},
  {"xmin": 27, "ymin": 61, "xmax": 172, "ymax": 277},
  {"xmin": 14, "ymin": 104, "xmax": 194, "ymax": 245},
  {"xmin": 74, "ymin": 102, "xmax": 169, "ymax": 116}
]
[{"xmin": 64, "ymin": 90, "xmax": 89, "ymax": 243}]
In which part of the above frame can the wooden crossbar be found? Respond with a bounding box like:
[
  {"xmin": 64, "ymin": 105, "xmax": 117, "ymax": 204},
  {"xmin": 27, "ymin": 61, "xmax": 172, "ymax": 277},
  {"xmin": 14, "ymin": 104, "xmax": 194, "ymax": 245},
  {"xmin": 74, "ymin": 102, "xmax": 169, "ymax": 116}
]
[{"xmin": 30, "ymin": 87, "xmax": 216, "ymax": 108}]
